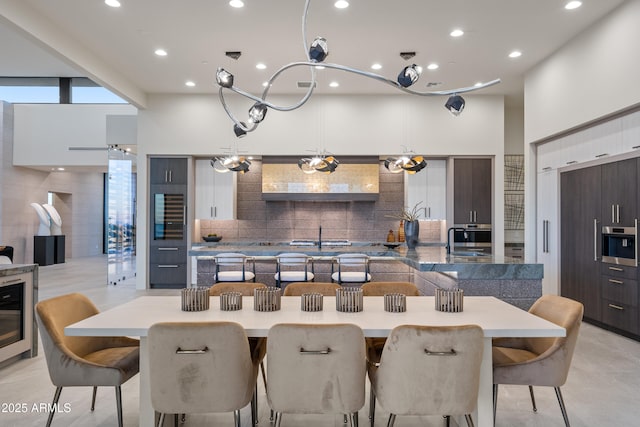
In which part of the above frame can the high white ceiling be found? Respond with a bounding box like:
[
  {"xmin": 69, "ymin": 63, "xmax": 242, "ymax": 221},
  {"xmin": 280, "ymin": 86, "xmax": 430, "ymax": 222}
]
[{"xmin": 0, "ymin": 0, "xmax": 627, "ymax": 108}]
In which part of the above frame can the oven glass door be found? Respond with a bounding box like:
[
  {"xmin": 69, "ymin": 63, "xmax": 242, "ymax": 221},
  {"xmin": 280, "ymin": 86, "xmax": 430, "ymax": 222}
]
[{"xmin": 0, "ymin": 283, "xmax": 24, "ymax": 349}]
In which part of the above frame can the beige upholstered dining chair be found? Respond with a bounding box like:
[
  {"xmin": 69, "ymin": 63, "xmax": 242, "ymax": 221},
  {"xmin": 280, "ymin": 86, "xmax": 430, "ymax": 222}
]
[
  {"xmin": 213, "ymin": 253, "xmax": 256, "ymax": 282},
  {"xmin": 274, "ymin": 253, "xmax": 315, "ymax": 288},
  {"xmin": 368, "ymin": 324, "xmax": 484, "ymax": 427},
  {"xmin": 492, "ymin": 294, "xmax": 584, "ymax": 427},
  {"xmin": 282, "ymin": 281, "xmax": 341, "ymax": 296},
  {"xmin": 331, "ymin": 253, "xmax": 372, "ymax": 284},
  {"xmin": 35, "ymin": 293, "xmax": 140, "ymax": 427},
  {"xmin": 209, "ymin": 281, "xmax": 267, "ymax": 296},
  {"xmin": 361, "ymin": 281, "xmax": 420, "ymax": 296},
  {"xmin": 148, "ymin": 321, "xmax": 261, "ymax": 427},
  {"xmin": 266, "ymin": 323, "xmax": 366, "ymax": 427}
]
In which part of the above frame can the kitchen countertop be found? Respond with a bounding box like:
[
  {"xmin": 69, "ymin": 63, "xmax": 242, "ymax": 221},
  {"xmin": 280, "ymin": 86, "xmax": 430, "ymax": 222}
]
[
  {"xmin": 189, "ymin": 243, "xmax": 542, "ymax": 280},
  {"xmin": 0, "ymin": 264, "xmax": 38, "ymax": 277}
]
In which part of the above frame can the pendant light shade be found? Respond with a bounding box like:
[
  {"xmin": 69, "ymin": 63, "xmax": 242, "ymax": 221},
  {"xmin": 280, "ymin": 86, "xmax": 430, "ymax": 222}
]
[
  {"xmin": 216, "ymin": 68, "xmax": 234, "ymax": 88},
  {"xmin": 309, "ymin": 37, "xmax": 329, "ymax": 62},
  {"xmin": 384, "ymin": 153, "xmax": 427, "ymax": 174},
  {"xmin": 445, "ymin": 95, "xmax": 465, "ymax": 116},
  {"xmin": 298, "ymin": 153, "xmax": 339, "ymax": 174},
  {"xmin": 212, "ymin": 155, "xmax": 251, "ymax": 174},
  {"xmin": 397, "ymin": 64, "xmax": 420, "ymax": 88}
]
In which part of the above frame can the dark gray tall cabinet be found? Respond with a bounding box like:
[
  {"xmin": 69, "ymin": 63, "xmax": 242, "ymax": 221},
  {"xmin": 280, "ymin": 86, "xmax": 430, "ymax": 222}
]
[
  {"xmin": 149, "ymin": 157, "xmax": 188, "ymax": 289},
  {"xmin": 453, "ymin": 158, "xmax": 492, "ymax": 224},
  {"xmin": 561, "ymin": 157, "xmax": 639, "ymax": 336}
]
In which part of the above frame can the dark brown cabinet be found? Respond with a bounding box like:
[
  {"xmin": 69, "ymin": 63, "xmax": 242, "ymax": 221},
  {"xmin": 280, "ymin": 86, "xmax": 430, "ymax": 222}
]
[
  {"xmin": 561, "ymin": 166, "xmax": 601, "ymax": 321},
  {"xmin": 561, "ymin": 157, "xmax": 640, "ymax": 337},
  {"xmin": 149, "ymin": 157, "xmax": 188, "ymax": 185},
  {"xmin": 453, "ymin": 158, "xmax": 492, "ymax": 224},
  {"xmin": 601, "ymin": 158, "xmax": 637, "ymax": 226}
]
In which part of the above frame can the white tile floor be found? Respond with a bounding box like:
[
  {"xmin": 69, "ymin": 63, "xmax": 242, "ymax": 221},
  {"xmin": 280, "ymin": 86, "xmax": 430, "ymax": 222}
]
[{"xmin": 1, "ymin": 255, "xmax": 639, "ymax": 426}]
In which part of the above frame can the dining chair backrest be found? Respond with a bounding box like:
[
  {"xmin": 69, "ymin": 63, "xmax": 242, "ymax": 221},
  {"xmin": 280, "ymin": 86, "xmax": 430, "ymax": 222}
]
[
  {"xmin": 372, "ymin": 324, "xmax": 484, "ymax": 417},
  {"xmin": 275, "ymin": 252, "xmax": 314, "ymax": 286},
  {"xmin": 267, "ymin": 323, "xmax": 366, "ymax": 416},
  {"xmin": 209, "ymin": 282, "xmax": 267, "ymax": 296},
  {"xmin": 148, "ymin": 321, "xmax": 258, "ymax": 416},
  {"xmin": 361, "ymin": 281, "xmax": 420, "ymax": 296},
  {"xmin": 283, "ymin": 282, "xmax": 341, "ymax": 296}
]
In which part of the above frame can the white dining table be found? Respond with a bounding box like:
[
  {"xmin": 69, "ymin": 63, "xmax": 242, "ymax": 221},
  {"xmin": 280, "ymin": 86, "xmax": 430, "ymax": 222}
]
[{"xmin": 65, "ymin": 295, "xmax": 565, "ymax": 427}]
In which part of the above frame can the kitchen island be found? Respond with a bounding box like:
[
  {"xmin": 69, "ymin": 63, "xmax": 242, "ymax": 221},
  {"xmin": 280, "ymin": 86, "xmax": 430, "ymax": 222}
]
[{"xmin": 189, "ymin": 243, "xmax": 542, "ymax": 309}]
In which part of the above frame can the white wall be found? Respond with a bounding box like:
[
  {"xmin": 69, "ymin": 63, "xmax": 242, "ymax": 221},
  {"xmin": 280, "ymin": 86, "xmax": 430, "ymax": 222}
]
[
  {"xmin": 505, "ymin": 107, "xmax": 524, "ymax": 155},
  {"xmin": 13, "ymin": 104, "xmax": 136, "ymax": 167},
  {"xmin": 525, "ymin": 0, "xmax": 640, "ymax": 143},
  {"xmin": 135, "ymin": 93, "xmax": 506, "ymax": 288}
]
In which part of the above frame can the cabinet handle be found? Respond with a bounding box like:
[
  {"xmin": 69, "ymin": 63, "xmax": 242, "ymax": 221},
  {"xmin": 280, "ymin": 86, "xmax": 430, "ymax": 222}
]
[
  {"xmin": 612, "ymin": 204, "xmax": 616, "ymax": 224},
  {"xmin": 608, "ymin": 279, "xmax": 624, "ymax": 285},
  {"xmin": 165, "ymin": 170, "xmax": 168, "ymax": 182},
  {"xmin": 158, "ymin": 247, "xmax": 179, "ymax": 251},
  {"xmin": 594, "ymin": 219, "xmax": 599, "ymax": 261},
  {"xmin": 469, "ymin": 211, "xmax": 473, "ymax": 222},
  {"xmin": 542, "ymin": 166, "xmax": 551, "ymax": 171},
  {"xmin": 183, "ymin": 206, "xmax": 186, "ymax": 225},
  {"xmin": 474, "ymin": 211, "xmax": 477, "ymax": 222},
  {"xmin": 542, "ymin": 220, "xmax": 549, "ymax": 253},
  {"xmin": 616, "ymin": 205, "xmax": 620, "ymax": 224},
  {"xmin": 608, "ymin": 266, "xmax": 624, "ymax": 272},
  {"xmin": 1, "ymin": 278, "xmax": 23, "ymax": 286},
  {"xmin": 566, "ymin": 160, "xmax": 577, "ymax": 165},
  {"xmin": 428, "ymin": 207, "xmax": 431, "ymax": 218},
  {"xmin": 633, "ymin": 145, "xmax": 640, "ymax": 149},
  {"xmin": 158, "ymin": 265, "xmax": 179, "ymax": 268},
  {"xmin": 608, "ymin": 303, "xmax": 624, "ymax": 311},
  {"xmin": 595, "ymin": 153, "xmax": 609, "ymax": 158},
  {"xmin": 211, "ymin": 207, "xmax": 214, "ymax": 217},
  {"xmin": 169, "ymin": 170, "xmax": 173, "ymax": 183},
  {"xmin": 214, "ymin": 206, "xmax": 217, "ymax": 217}
]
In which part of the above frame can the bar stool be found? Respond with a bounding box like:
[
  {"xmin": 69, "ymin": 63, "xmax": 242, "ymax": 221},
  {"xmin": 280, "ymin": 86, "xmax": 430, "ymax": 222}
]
[
  {"xmin": 213, "ymin": 253, "xmax": 256, "ymax": 283},
  {"xmin": 331, "ymin": 253, "xmax": 371, "ymax": 284},
  {"xmin": 274, "ymin": 252, "xmax": 314, "ymax": 288}
]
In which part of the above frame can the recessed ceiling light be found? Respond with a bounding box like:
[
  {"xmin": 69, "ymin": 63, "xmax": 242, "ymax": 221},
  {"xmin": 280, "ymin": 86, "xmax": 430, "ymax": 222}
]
[
  {"xmin": 371, "ymin": 63, "xmax": 382, "ymax": 70},
  {"xmin": 450, "ymin": 29, "xmax": 464, "ymax": 38},
  {"xmin": 565, "ymin": 1, "xmax": 582, "ymax": 10},
  {"xmin": 334, "ymin": 1, "xmax": 349, "ymax": 9},
  {"xmin": 427, "ymin": 63, "xmax": 439, "ymax": 70},
  {"xmin": 105, "ymin": 0, "xmax": 121, "ymax": 7},
  {"xmin": 256, "ymin": 63, "xmax": 267, "ymax": 70},
  {"xmin": 185, "ymin": 81, "xmax": 196, "ymax": 87},
  {"xmin": 508, "ymin": 50, "xmax": 522, "ymax": 58},
  {"xmin": 229, "ymin": 0, "xmax": 244, "ymax": 8},
  {"xmin": 154, "ymin": 49, "xmax": 167, "ymax": 57},
  {"xmin": 329, "ymin": 81, "xmax": 340, "ymax": 88}
]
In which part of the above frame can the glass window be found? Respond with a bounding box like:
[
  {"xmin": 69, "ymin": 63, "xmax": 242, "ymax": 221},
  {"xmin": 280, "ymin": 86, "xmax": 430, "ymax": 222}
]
[{"xmin": 71, "ymin": 78, "xmax": 127, "ymax": 104}]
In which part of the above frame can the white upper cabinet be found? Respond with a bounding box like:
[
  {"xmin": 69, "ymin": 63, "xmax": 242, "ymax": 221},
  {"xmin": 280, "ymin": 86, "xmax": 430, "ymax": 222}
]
[
  {"xmin": 195, "ymin": 159, "xmax": 236, "ymax": 220},
  {"xmin": 406, "ymin": 159, "xmax": 446, "ymax": 220},
  {"xmin": 621, "ymin": 110, "xmax": 640, "ymax": 153},
  {"xmin": 536, "ymin": 140, "xmax": 564, "ymax": 172}
]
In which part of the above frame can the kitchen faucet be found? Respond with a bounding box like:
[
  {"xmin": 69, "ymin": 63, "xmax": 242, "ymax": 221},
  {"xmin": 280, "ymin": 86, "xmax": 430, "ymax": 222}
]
[{"xmin": 446, "ymin": 227, "xmax": 467, "ymax": 254}]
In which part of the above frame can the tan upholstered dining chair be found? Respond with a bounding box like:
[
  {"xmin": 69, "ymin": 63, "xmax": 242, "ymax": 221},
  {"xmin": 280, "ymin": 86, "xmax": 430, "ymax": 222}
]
[
  {"xmin": 266, "ymin": 323, "xmax": 366, "ymax": 427},
  {"xmin": 368, "ymin": 324, "xmax": 484, "ymax": 427},
  {"xmin": 35, "ymin": 293, "xmax": 139, "ymax": 427},
  {"xmin": 282, "ymin": 281, "xmax": 341, "ymax": 296},
  {"xmin": 209, "ymin": 281, "xmax": 267, "ymax": 296},
  {"xmin": 360, "ymin": 281, "xmax": 420, "ymax": 296},
  {"xmin": 493, "ymin": 294, "xmax": 584, "ymax": 427},
  {"xmin": 148, "ymin": 321, "xmax": 261, "ymax": 427}
]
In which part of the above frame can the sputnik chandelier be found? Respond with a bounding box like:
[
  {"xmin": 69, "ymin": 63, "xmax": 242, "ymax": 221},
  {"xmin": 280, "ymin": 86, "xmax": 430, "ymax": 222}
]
[{"xmin": 215, "ymin": 0, "xmax": 500, "ymax": 138}]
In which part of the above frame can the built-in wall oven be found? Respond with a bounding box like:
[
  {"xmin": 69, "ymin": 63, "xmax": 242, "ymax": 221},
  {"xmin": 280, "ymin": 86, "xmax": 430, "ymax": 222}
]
[
  {"xmin": 602, "ymin": 223, "xmax": 637, "ymax": 267},
  {"xmin": 453, "ymin": 224, "xmax": 492, "ymax": 254}
]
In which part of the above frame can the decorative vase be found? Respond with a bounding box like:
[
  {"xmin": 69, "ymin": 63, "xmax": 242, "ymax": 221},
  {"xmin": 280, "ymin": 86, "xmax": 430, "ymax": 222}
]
[{"xmin": 404, "ymin": 220, "xmax": 419, "ymax": 250}]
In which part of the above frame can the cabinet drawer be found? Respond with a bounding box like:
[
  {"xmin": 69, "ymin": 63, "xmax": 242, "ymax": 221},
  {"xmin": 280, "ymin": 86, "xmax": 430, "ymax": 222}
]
[
  {"xmin": 149, "ymin": 263, "xmax": 187, "ymax": 288},
  {"xmin": 601, "ymin": 276, "xmax": 638, "ymax": 306},
  {"xmin": 149, "ymin": 245, "xmax": 187, "ymax": 263},
  {"xmin": 505, "ymin": 247, "xmax": 524, "ymax": 258},
  {"xmin": 601, "ymin": 263, "xmax": 637, "ymax": 280},
  {"xmin": 601, "ymin": 299, "xmax": 639, "ymax": 335}
]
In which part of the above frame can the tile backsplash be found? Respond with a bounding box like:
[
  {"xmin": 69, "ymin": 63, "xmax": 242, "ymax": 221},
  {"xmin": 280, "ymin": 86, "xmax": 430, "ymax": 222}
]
[{"xmin": 198, "ymin": 160, "xmax": 443, "ymax": 243}]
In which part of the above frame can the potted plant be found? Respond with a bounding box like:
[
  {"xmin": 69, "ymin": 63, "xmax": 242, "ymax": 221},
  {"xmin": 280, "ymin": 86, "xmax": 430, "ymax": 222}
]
[{"xmin": 386, "ymin": 202, "xmax": 423, "ymax": 249}]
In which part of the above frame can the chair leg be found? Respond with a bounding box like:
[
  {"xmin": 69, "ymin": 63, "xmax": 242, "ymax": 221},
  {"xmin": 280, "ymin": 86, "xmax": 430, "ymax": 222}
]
[
  {"xmin": 349, "ymin": 412, "xmax": 359, "ymax": 427},
  {"xmin": 91, "ymin": 386, "xmax": 98, "ymax": 411},
  {"xmin": 444, "ymin": 415, "xmax": 450, "ymax": 427},
  {"xmin": 234, "ymin": 409, "xmax": 241, "ymax": 427},
  {"xmin": 251, "ymin": 386, "xmax": 258, "ymax": 425},
  {"xmin": 464, "ymin": 414, "xmax": 475, "ymax": 427},
  {"xmin": 274, "ymin": 411, "xmax": 282, "ymax": 427},
  {"xmin": 174, "ymin": 414, "xmax": 179, "ymax": 427},
  {"xmin": 344, "ymin": 414, "xmax": 348, "ymax": 423},
  {"xmin": 369, "ymin": 388, "xmax": 376, "ymax": 427},
  {"xmin": 157, "ymin": 413, "xmax": 165, "ymax": 427},
  {"xmin": 46, "ymin": 386, "xmax": 63, "ymax": 427},
  {"xmin": 493, "ymin": 383, "xmax": 498, "ymax": 427},
  {"xmin": 115, "ymin": 386, "xmax": 124, "ymax": 427},
  {"xmin": 529, "ymin": 385, "xmax": 537, "ymax": 412},
  {"xmin": 555, "ymin": 387, "xmax": 571, "ymax": 427},
  {"xmin": 386, "ymin": 413, "xmax": 396, "ymax": 427},
  {"xmin": 260, "ymin": 361, "xmax": 267, "ymax": 390},
  {"xmin": 270, "ymin": 409, "xmax": 274, "ymax": 421}
]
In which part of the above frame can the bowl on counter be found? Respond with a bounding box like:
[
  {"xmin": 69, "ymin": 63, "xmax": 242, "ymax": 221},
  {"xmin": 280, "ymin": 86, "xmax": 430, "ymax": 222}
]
[
  {"xmin": 202, "ymin": 236, "xmax": 222, "ymax": 242},
  {"xmin": 383, "ymin": 242, "xmax": 401, "ymax": 249}
]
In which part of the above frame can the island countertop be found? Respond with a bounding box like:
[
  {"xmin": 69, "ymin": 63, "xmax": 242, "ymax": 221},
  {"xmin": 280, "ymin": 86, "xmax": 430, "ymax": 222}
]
[{"xmin": 189, "ymin": 243, "xmax": 542, "ymax": 280}]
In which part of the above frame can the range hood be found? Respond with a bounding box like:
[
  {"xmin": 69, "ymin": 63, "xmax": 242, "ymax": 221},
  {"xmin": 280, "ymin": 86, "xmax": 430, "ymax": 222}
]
[{"xmin": 261, "ymin": 156, "xmax": 380, "ymax": 201}]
